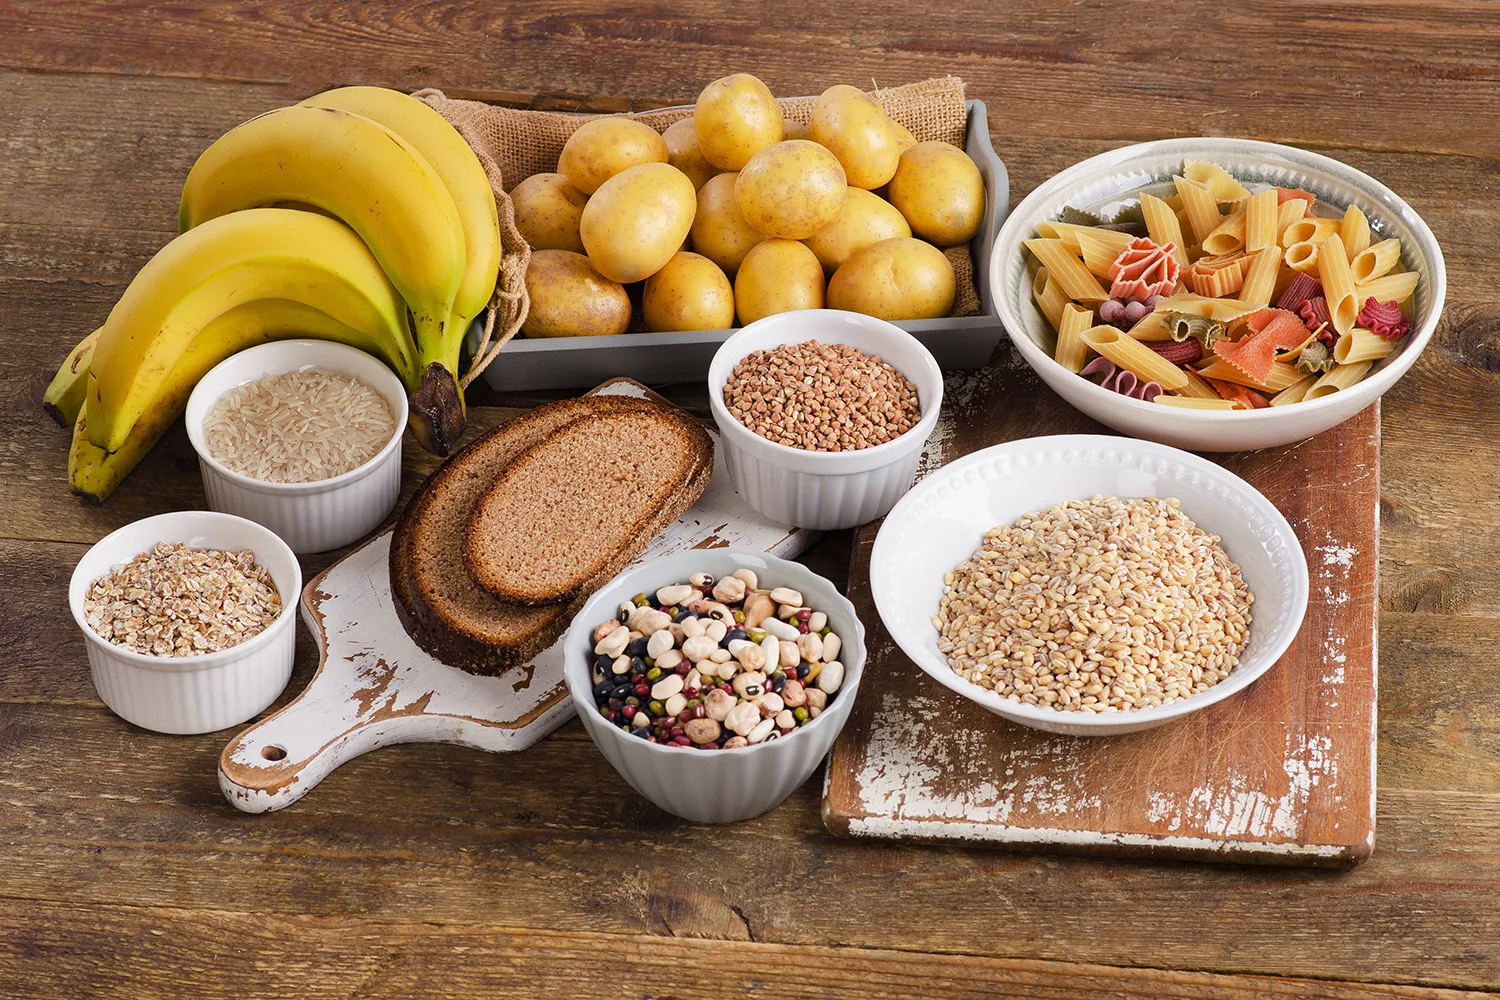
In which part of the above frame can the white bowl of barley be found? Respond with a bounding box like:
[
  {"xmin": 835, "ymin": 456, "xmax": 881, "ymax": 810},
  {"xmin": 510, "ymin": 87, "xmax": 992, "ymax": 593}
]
[
  {"xmin": 870, "ymin": 434, "xmax": 1309, "ymax": 736},
  {"xmin": 707, "ymin": 310, "xmax": 944, "ymax": 531},
  {"xmin": 69, "ymin": 510, "xmax": 301, "ymax": 735}
]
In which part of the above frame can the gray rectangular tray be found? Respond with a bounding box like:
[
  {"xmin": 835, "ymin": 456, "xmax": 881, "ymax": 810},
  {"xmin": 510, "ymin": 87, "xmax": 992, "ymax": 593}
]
[{"xmin": 483, "ymin": 99, "xmax": 1009, "ymax": 392}]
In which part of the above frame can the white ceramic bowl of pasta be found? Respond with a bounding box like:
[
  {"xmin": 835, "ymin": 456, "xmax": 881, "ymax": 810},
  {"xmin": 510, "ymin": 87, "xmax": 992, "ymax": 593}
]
[
  {"xmin": 990, "ymin": 138, "xmax": 1445, "ymax": 452},
  {"xmin": 870, "ymin": 434, "xmax": 1309, "ymax": 737}
]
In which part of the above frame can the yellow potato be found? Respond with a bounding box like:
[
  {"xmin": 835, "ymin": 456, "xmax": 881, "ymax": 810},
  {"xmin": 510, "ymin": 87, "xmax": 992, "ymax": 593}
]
[
  {"xmin": 808, "ymin": 84, "xmax": 904, "ymax": 190},
  {"xmin": 688, "ymin": 172, "xmax": 766, "ymax": 275},
  {"xmin": 580, "ymin": 163, "xmax": 697, "ymax": 284},
  {"xmin": 695, "ymin": 73, "xmax": 784, "ymax": 171},
  {"xmin": 803, "ymin": 187, "xmax": 912, "ymax": 274},
  {"xmin": 510, "ymin": 173, "xmax": 588, "ymax": 253},
  {"xmin": 735, "ymin": 140, "xmax": 846, "ymax": 240},
  {"xmin": 888, "ymin": 141, "xmax": 985, "ymax": 247},
  {"xmin": 522, "ymin": 250, "xmax": 631, "ymax": 338},
  {"xmin": 826, "ymin": 237, "xmax": 954, "ymax": 320},
  {"xmin": 558, "ymin": 118, "xmax": 668, "ymax": 195},
  {"xmin": 892, "ymin": 119, "xmax": 917, "ymax": 151},
  {"xmin": 662, "ymin": 117, "xmax": 719, "ymax": 191},
  {"xmin": 643, "ymin": 251, "xmax": 735, "ymax": 332},
  {"xmin": 734, "ymin": 239, "xmax": 824, "ymax": 324}
]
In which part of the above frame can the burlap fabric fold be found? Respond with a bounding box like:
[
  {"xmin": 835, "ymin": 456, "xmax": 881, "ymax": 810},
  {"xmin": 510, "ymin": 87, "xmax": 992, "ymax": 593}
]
[{"xmin": 414, "ymin": 76, "xmax": 978, "ymax": 383}]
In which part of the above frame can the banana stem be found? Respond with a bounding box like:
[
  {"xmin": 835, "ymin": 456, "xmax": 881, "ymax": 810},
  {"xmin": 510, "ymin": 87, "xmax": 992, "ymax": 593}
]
[{"xmin": 408, "ymin": 362, "xmax": 466, "ymax": 456}]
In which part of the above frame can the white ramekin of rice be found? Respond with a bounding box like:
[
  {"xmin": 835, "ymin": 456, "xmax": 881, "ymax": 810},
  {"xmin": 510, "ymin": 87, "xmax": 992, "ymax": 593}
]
[
  {"xmin": 69, "ymin": 510, "xmax": 301, "ymax": 735},
  {"xmin": 185, "ymin": 340, "xmax": 407, "ymax": 554}
]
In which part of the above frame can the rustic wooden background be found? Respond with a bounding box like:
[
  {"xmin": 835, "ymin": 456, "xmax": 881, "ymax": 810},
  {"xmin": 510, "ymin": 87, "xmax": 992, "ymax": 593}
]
[{"xmin": 3, "ymin": 3, "xmax": 1499, "ymax": 997}]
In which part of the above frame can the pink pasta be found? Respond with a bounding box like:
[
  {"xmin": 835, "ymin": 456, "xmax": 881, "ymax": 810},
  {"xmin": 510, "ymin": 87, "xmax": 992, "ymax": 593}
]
[
  {"xmin": 1107, "ymin": 237, "xmax": 1180, "ymax": 301},
  {"xmin": 1356, "ymin": 297, "xmax": 1411, "ymax": 339},
  {"xmin": 1298, "ymin": 296, "xmax": 1334, "ymax": 343},
  {"xmin": 1276, "ymin": 273, "xmax": 1323, "ymax": 313},
  {"xmin": 1079, "ymin": 357, "xmax": 1163, "ymax": 402},
  {"xmin": 1146, "ymin": 339, "xmax": 1204, "ymax": 365}
]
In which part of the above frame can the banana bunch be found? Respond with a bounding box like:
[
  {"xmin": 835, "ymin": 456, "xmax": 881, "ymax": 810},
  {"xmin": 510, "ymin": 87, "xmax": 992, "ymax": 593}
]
[{"xmin": 49, "ymin": 86, "xmax": 502, "ymax": 501}]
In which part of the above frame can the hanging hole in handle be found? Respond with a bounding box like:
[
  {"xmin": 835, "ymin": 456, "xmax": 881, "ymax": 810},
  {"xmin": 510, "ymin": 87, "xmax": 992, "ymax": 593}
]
[{"xmin": 261, "ymin": 745, "xmax": 287, "ymax": 762}]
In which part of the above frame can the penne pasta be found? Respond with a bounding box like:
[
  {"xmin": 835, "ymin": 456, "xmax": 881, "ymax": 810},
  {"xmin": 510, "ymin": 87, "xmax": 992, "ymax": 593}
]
[
  {"xmin": 1155, "ymin": 396, "xmax": 1240, "ymax": 410},
  {"xmin": 1174, "ymin": 175, "xmax": 1224, "ymax": 245},
  {"xmin": 1237, "ymin": 247, "xmax": 1281, "ymax": 305},
  {"xmin": 1139, "ymin": 193, "xmax": 1189, "ymax": 267},
  {"xmin": 1164, "ymin": 193, "xmax": 1185, "ymax": 212},
  {"xmin": 1351, "ymin": 239, "xmax": 1403, "ymax": 283},
  {"xmin": 1183, "ymin": 161, "xmax": 1252, "ymax": 202},
  {"xmin": 1177, "ymin": 367, "xmax": 1222, "ymax": 400},
  {"xmin": 1080, "ymin": 325, "xmax": 1190, "ymax": 389},
  {"xmin": 1244, "ymin": 189, "xmax": 1279, "ymax": 253},
  {"xmin": 1284, "ymin": 240, "xmax": 1321, "ymax": 275},
  {"xmin": 1124, "ymin": 310, "xmax": 1174, "ymax": 341},
  {"xmin": 1271, "ymin": 374, "xmax": 1319, "ymax": 406},
  {"xmin": 1155, "ymin": 292, "xmax": 1260, "ymax": 323},
  {"xmin": 1195, "ymin": 358, "xmax": 1304, "ymax": 392},
  {"xmin": 1283, "ymin": 217, "xmax": 1341, "ymax": 245},
  {"xmin": 1317, "ymin": 233, "xmax": 1359, "ymax": 335},
  {"xmin": 1355, "ymin": 270, "xmax": 1420, "ymax": 306},
  {"xmin": 1335, "ymin": 327, "xmax": 1398, "ymax": 364},
  {"xmin": 1305, "ymin": 360, "xmax": 1372, "ymax": 400},
  {"xmin": 1340, "ymin": 204, "xmax": 1372, "ymax": 259},
  {"xmin": 1032, "ymin": 268, "xmax": 1070, "ymax": 331},
  {"xmin": 1054, "ymin": 303, "xmax": 1094, "ymax": 373},
  {"xmin": 1035, "ymin": 222, "xmax": 1136, "ymax": 256},
  {"xmin": 1024, "ymin": 238, "xmax": 1108, "ymax": 302},
  {"xmin": 1275, "ymin": 198, "xmax": 1308, "ymax": 245},
  {"xmin": 1201, "ymin": 208, "xmax": 1247, "ymax": 256},
  {"xmin": 1076, "ymin": 228, "xmax": 1126, "ymax": 278}
]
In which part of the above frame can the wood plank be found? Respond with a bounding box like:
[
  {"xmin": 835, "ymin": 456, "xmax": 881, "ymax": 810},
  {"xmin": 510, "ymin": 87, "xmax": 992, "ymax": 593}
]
[
  {"xmin": 0, "ymin": 3, "xmax": 1498, "ymax": 157},
  {"xmin": 2, "ymin": 705, "xmax": 1500, "ymax": 988},
  {"xmin": 1, "ymin": 899, "xmax": 1489, "ymax": 1000}
]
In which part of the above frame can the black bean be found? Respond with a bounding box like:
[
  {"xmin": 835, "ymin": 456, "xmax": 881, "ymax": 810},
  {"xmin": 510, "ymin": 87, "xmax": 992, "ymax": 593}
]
[
  {"xmin": 673, "ymin": 611, "xmax": 697, "ymax": 623},
  {"xmin": 627, "ymin": 636, "xmax": 650, "ymax": 657},
  {"xmin": 632, "ymin": 726, "xmax": 652, "ymax": 739},
  {"xmin": 725, "ymin": 629, "xmax": 749, "ymax": 644},
  {"xmin": 630, "ymin": 656, "xmax": 648, "ymax": 674},
  {"xmin": 592, "ymin": 681, "xmax": 613, "ymax": 700},
  {"xmin": 617, "ymin": 607, "xmax": 630, "ymax": 623},
  {"xmin": 594, "ymin": 654, "xmax": 613, "ymax": 673},
  {"xmin": 797, "ymin": 664, "xmax": 811, "ymax": 679},
  {"xmin": 771, "ymin": 676, "xmax": 786, "ymax": 692}
]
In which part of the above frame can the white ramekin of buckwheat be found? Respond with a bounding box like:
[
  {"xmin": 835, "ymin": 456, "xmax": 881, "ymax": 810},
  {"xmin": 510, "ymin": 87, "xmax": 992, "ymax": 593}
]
[{"xmin": 708, "ymin": 309, "xmax": 943, "ymax": 530}]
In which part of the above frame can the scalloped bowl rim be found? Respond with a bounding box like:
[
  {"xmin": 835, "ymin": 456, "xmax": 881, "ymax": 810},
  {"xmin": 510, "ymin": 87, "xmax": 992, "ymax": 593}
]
[
  {"xmin": 869, "ymin": 433, "xmax": 1310, "ymax": 730},
  {"xmin": 991, "ymin": 137, "xmax": 1445, "ymax": 424}
]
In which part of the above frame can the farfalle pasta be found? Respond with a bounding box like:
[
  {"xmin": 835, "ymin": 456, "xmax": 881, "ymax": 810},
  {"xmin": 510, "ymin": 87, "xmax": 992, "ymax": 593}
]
[{"xmin": 1025, "ymin": 162, "xmax": 1420, "ymax": 411}]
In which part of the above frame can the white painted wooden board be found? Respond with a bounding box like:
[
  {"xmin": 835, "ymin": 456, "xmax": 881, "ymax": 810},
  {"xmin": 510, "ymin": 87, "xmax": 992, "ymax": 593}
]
[{"xmin": 219, "ymin": 379, "xmax": 813, "ymax": 813}]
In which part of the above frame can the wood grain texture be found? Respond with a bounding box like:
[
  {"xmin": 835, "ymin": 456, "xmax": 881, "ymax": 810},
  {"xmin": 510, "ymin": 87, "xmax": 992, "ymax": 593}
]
[{"xmin": 3, "ymin": 1, "xmax": 1500, "ymax": 994}]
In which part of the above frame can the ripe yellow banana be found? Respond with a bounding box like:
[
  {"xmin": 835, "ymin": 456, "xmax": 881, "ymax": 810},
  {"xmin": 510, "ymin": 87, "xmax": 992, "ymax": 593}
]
[
  {"xmin": 87, "ymin": 208, "xmax": 416, "ymax": 453},
  {"xmin": 43, "ymin": 328, "xmax": 99, "ymax": 427},
  {"xmin": 179, "ymin": 103, "xmax": 470, "ymax": 452},
  {"xmin": 299, "ymin": 87, "xmax": 500, "ymax": 341},
  {"xmin": 71, "ymin": 299, "xmax": 393, "ymax": 502}
]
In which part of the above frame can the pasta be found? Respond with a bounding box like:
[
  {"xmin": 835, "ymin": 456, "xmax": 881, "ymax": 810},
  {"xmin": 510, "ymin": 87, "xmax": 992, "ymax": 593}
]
[
  {"xmin": 1351, "ymin": 238, "xmax": 1402, "ymax": 283},
  {"xmin": 1054, "ymin": 303, "xmax": 1094, "ymax": 373},
  {"xmin": 1305, "ymin": 360, "xmax": 1373, "ymax": 400},
  {"xmin": 1334, "ymin": 328, "xmax": 1398, "ymax": 364},
  {"xmin": 1201, "ymin": 208, "xmax": 1247, "ymax": 255},
  {"xmin": 1174, "ymin": 176, "xmax": 1224, "ymax": 245},
  {"xmin": 1317, "ymin": 233, "xmax": 1360, "ymax": 335},
  {"xmin": 1355, "ymin": 270, "xmax": 1419, "ymax": 306},
  {"xmin": 1245, "ymin": 189, "xmax": 1279, "ymax": 252},
  {"xmin": 1238, "ymin": 247, "xmax": 1282, "ymax": 305},
  {"xmin": 1024, "ymin": 161, "xmax": 1420, "ymax": 414},
  {"xmin": 1032, "ymin": 268, "xmax": 1069, "ymax": 330},
  {"xmin": 1025, "ymin": 238, "xmax": 1108, "ymax": 302},
  {"xmin": 1139, "ymin": 193, "xmax": 1189, "ymax": 267},
  {"xmin": 1080, "ymin": 326, "xmax": 1190, "ymax": 389},
  {"xmin": 1155, "ymin": 396, "xmax": 1240, "ymax": 410},
  {"xmin": 1283, "ymin": 217, "xmax": 1341, "ymax": 245},
  {"xmin": 1340, "ymin": 205, "xmax": 1372, "ymax": 259}
]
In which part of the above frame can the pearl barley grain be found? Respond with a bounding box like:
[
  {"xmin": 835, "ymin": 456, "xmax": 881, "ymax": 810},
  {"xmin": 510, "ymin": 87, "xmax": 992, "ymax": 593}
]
[
  {"xmin": 722, "ymin": 340, "xmax": 921, "ymax": 451},
  {"xmin": 934, "ymin": 496, "xmax": 1253, "ymax": 714}
]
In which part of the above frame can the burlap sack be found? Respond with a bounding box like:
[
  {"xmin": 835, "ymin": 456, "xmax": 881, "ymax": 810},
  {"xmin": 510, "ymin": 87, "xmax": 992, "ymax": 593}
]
[{"xmin": 414, "ymin": 77, "xmax": 978, "ymax": 384}]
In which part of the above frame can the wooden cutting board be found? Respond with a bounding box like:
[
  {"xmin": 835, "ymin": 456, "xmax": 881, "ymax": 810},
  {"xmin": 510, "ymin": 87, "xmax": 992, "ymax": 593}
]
[
  {"xmin": 823, "ymin": 366, "xmax": 1378, "ymax": 867},
  {"xmin": 219, "ymin": 378, "xmax": 814, "ymax": 813}
]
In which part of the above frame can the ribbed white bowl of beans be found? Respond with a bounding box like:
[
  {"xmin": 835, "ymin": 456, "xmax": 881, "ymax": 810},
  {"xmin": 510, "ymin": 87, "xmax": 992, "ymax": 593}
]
[{"xmin": 707, "ymin": 309, "xmax": 944, "ymax": 531}]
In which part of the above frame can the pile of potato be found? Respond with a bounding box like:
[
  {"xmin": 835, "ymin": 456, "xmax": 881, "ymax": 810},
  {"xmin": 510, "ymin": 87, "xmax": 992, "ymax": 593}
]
[{"xmin": 512, "ymin": 73, "xmax": 985, "ymax": 337}]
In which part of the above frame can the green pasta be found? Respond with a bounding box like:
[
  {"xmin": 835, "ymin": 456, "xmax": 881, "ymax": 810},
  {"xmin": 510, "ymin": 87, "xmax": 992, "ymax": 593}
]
[
  {"xmin": 1166, "ymin": 311, "xmax": 1228, "ymax": 346},
  {"xmin": 1295, "ymin": 340, "xmax": 1338, "ymax": 374}
]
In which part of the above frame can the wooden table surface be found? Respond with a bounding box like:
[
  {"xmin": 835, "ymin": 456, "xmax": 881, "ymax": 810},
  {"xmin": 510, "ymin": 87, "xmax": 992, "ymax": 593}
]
[{"xmin": 4, "ymin": 3, "xmax": 1499, "ymax": 997}]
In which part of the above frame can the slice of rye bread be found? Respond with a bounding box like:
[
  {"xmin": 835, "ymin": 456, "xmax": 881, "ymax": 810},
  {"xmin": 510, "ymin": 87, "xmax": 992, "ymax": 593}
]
[
  {"xmin": 390, "ymin": 395, "xmax": 664, "ymax": 675},
  {"xmin": 463, "ymin": 403, "xmax": 715, "ymax": 606}
]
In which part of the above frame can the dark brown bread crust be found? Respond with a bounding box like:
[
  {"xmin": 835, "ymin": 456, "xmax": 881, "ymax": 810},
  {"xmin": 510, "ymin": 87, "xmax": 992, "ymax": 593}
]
[
  {"xmin": 389, "ymin": 395, "xmax": 661, "ymax": 675},
  {"xmin": 462, "ymin": 404, "xmax": 715, "ymax": 606}
]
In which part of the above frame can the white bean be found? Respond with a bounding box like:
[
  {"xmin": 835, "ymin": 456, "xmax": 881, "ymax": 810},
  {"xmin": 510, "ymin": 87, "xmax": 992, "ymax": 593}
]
[
  {"xmin": 730, "ymin": 568, "xmax": 758, "ymax": 591},
  {"xmin": 647, "ymin": 629, "xmax": 675, "ymax": 659},
  {"xmin": 761, "ymin": 617, "xmax": 798, "ymax": 640},
  {"xmin": 808, "ymin": 611, "xmax": 828, "ymax": 632},
  {"xmin": 747, "ymin": 716, "xmax": 776, "ymax": 744},
  {"xmin": 797, "ymin": 632, "xmax": 824, "ymax": 662},
  {"xmin": 594, "ymin": 624, "xmax": 629, "ymax": 657},
  {"xmin": 769, "ymin": 587, "xmax": 803, "ymax": 607},
  {"xmin": 822, "ymin": 632, "xmax": 842, "ymax": 662},
  {"xmin": 816, "ymin": 660, "xmax": 845, "ymax": 694}
]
